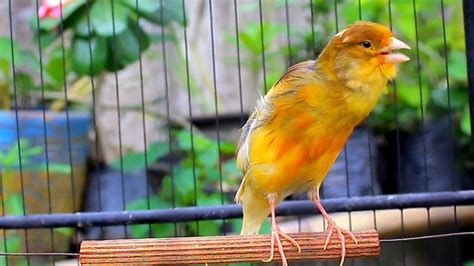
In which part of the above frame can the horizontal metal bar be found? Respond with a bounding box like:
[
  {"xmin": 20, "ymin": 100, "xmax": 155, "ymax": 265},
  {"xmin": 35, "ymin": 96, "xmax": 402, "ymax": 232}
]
[{"xmin": 0, "ymin": 191, "xmax": 472, "ymax": 229}]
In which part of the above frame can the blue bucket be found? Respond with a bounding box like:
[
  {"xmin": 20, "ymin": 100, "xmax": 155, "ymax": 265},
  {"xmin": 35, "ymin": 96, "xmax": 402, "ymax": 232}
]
[{"xmin": 0, "ymin": 110, "xmax": 91, "ymax": 166}]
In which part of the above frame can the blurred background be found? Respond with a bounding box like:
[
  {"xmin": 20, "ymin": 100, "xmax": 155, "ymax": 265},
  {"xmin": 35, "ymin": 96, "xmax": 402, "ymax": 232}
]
[{"xmin": 0, "ymin": 0, "xmax": 472, "ymax": 265}]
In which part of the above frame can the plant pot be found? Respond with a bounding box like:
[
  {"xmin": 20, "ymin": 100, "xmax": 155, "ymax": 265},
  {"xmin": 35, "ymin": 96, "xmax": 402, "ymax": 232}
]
[{"xmin": 0, "ymin": 110, "xmax": 90, "ymax": 256}]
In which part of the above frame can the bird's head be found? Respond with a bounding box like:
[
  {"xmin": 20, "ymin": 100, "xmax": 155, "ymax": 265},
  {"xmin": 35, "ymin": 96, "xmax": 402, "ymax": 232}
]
[{"xmin": 317, "ymin": 21, "xmax": 410, "ymax": 90}]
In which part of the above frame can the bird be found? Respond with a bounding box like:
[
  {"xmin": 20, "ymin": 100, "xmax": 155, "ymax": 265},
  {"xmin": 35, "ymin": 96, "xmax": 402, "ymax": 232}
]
[{"xmin": 235, "ymin": 21, "xmax": 410, "ymax": 266}]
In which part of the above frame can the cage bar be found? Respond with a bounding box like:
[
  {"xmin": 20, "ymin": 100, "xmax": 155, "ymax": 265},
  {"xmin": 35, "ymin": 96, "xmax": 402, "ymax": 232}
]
[{"xmin": 0, "ymin": 191, "xmax": 471, "ymax": 229}]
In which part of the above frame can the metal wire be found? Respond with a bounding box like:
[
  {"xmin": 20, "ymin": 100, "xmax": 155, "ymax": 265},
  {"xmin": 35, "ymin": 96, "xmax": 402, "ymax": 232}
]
[
  {"xmin": 181, "ymin": 0, "xmax": 200, "ymax": 236},
  {"xmin": 439, "ymin": 1, "xmax": 460, "ymax": 264},
  {"xmin": 387, "ymin": 1, "xmax": 407, "ymax": 265},
  {"xmin": 84, "ymin": 0, "xmax": 104, "ymax": 239},
  {"xmin": 33, "ymin": 0, "xmax": 55, "ymax": 263},
  {"xmin": 258, "ymin": 0, "xmax": 268, "ymax": 93},
  {"xmin": 7, "ymin": 1, "xmax": 30, "ymax": 264},
  {"xmin": 133, "ymin": 0, "xmax": 153, "ymax": 238},
  {"xmin": 109, "ymin": 0, "xmax": 127, "ymax": 238},
  {"xmin": 208, "ymin": 0, "xmax": 227, "ymax": 234}
]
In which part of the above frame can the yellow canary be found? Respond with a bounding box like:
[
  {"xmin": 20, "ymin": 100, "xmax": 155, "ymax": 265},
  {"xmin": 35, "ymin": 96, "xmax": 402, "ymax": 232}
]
[{"xmin": 235, "ymin": 21, "xmax": 410, "ymax": 266}]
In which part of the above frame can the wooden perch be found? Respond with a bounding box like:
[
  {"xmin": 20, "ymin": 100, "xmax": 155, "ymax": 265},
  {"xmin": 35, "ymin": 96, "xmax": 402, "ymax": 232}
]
[{"xmin": 80, "ymin": 230, "xmax": 379, "ymax": 265}]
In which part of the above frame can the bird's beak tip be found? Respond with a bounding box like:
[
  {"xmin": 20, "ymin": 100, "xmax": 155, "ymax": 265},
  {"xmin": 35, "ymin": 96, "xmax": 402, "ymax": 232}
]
[{"xmin": 390, "ymin": 37, "xmax": 411, "ymax": 50}]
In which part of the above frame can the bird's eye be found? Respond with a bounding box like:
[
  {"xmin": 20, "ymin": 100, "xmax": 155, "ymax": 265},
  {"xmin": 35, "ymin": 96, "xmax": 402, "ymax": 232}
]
[{"xmin": 361, "ymin": 40, "xmax": 372, "ymax": 48}]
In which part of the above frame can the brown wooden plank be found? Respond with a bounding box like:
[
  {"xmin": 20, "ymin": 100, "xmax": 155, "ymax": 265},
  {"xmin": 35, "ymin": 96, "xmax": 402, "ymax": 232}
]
[{"xmin": 80, "ymin": 230, "xmax": 379, "ymax": 265}]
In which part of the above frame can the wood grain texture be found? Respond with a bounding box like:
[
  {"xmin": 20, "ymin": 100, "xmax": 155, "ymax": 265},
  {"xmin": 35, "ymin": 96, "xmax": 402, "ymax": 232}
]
[{"xmin": 80, "ymin": 230, "xmax": 379, "ymax": 265}]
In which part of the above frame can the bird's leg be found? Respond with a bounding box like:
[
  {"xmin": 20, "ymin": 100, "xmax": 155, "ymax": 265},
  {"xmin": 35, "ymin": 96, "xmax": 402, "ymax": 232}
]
[
  {"xmin": 309, "ymin": 190, "xmax": 357, "ymax": 266},
  {"xmin": 262, "ymin": 195, "xmax": 301, "ymax": 266}
]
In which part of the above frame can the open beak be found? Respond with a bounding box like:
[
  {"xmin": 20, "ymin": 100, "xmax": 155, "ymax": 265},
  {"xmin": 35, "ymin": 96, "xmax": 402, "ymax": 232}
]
[{"xmin": 382, "ymin": 37, "xmax": 411, "ymax": 64}]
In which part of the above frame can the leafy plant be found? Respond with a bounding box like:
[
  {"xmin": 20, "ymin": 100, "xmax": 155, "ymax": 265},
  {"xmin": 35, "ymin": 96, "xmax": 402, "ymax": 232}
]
[
  {"xmin": 0, "ymin": 37, "xmax": 36, "ymax": 109},
  {"xmin": 125, "ymin": 129, "xmax": 243, "ymax": 237},
  {"xmin": 224, "ymin": 20, "xmax": 288, "ymax": 92},
  {"xmin": 32, "ymin": 0, "xmax": 185, "ymax": 76}
]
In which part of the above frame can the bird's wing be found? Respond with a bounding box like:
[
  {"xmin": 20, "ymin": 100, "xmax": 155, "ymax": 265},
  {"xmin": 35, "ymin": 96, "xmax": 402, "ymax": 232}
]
[
  {"xmin": 236, "ymin": 60, "xmax": 316, "ymax": 173},
  {"xmin": 235, "ymin": 60, "xmax": 317, "ymax": 203}
]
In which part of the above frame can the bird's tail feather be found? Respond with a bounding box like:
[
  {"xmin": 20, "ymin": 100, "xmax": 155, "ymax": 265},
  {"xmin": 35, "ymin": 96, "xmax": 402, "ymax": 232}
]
[{"xmin": 237, "ymin": 183, "xmax": 270, "ymax": 235}]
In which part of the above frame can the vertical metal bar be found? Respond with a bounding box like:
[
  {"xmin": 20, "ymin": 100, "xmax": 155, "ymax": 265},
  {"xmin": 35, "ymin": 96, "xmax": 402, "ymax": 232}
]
[
  {"xmin": 440, "ymin": 1, "xmax": 460, "ymax": 265},
  {"xmin": 258, "ymin": 0, "xmax": 268, "ymax": 94},
  {"xmin": 387, "ymin": 1, "xmax": 406, "ymax": 265},
  {"xmin": 333, "ymin": 0, "xmax": 339, "ymax": 33},
  {"xmin": 412, "ymin": 0, "xmax": 430, "ymax": 193},
  {"xmin": 109, "ymin": 0, "xmax": 127, "ymax": 238},
  {"xmin": 284, "ymin": 0, "xmax": 292, "ymax": 67},
  {"xmin": 412, "ymin": 2, "xmax": 432, "ymax": 250},
  {"xmin": 233, "ymin": 0, "xmax": 245, "ymax": 125},
  {"xmin": 309, "ymin": 0, "xmax": 316, "ymax": 58},
  {"xmin": 181, "ymin": 0, "xmax": 199, "ymax": 236},
  {"xmin": 7, "ymin": 0, "xmax": 30, "ymax": 264},
  {"xmin": 358, "ymin": 0, "xmax": 362, "ymax": 20},
  {"xmin": 134, "ymin": 0, "xmax": 152, "ymax": 237},
  {"xmin": 464, "ymin": 0, "xmax": 474, "ymax": 148},
  {"xmin": 34, "ymin": 0, "xmax": 55, "ymax": 263},
  {"xmin": 208, "ymin": 0, "xmax": 226, "ymax": 233},
  {"xmin": 84, "ymin": 0, "xmax": 104, "ymax": 239},
  {"xmin": 58, "ymin": 2, "xmax": 80, "ymax": 262},
  {"xmin": 159, "ymin": 0, "xmax": 177, "ymax": 237}
]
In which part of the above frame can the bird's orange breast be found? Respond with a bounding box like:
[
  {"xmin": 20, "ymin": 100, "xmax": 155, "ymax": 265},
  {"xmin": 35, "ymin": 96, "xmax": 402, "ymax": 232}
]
[{"xmin": 247, "ymin": 89, "xmax": 355, "ymax": 197}]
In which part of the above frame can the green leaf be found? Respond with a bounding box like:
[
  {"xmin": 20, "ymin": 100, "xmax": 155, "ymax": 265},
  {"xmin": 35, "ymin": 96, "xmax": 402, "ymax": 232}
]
[
  {"xmin": 174, "ymin": 167, "xmax": 196, "ymax": 199},
  {"xmin": 110, "ymin": 141, "xmax": 168, "ymax": 172},
  {"xmin": 198, "ymin": 144, "xmax": 219, "ymax": 167},
  {"xmin": 198, "ymin": 193, "xmax": 222, "ymax": 207},
  {"xmin": 32, "ymin": 0, "xmax": 86, "ymax": 31},
  {"xmin": 129, "ymin": 224, "xmax": 150, "ymax": 238},
  {"xmin": 5, "ymin": 232, "xmax": 22, "ymax": 253},
  {"xmin": 461, "ymin": 105, "xmax": 471, "ymax": 136},
  {"xmin": 176, "ymin": 130, "xmax": 193, "ymax": 150},
  {"xmin": 220, "ymin": 142, "xmax": 236, "ymax": 154},
  {"xmin": 120, "ymin": 0, "xmax": 161, "ymax": 13},
  {"xmin": 223, "ymin": 159, "xmax": 240, "ymax": 177},
  {"xmin": 46, "ymin": 163, "xmax": 72, "ymax": 174},
  {"xmin": 0, "ymin": 37, "xmax": 23, "ymax": 67},
  {"xmin": 160, "ymin": 0, "xmax": 185, "ymax": 25},
  {"xmin": 195, "ymin": 220, "xmax": 220, "ymax": 236},
  {"xmin": 151, "ymin": 223, "xmax": 175, "ymax": 237},
  {"xmin": 91, "ymin": 0, "xmax": 128, "ymax": 37},
  {"xmin": 73, "ymin": 12, "xmax": 91, "ymax": 37},
  {"xmin": 71, "ymin": 36, "xmax": 107, "ymax": 76},
  {"xmin": 147, "ymin": 142, "xmax": 169, "ymax": 162},
  {"xmin": 127, "ymin": 195, "xmax": 171, "ymax": 211},
  {"xmin": 464, "ymin": 260, "xmax": 474, "ymax": 266},
  {"xmin": 54, "ymin": 227, "xmax": 73, "ymax": 237},
  {"xmin": 431, "ymin": 88, "xmax": 468, "ymax": 110},
  {"xmin": 397, "ymin": 83, "xmax": 429, "ymax": 111},
  {"xmin": 205, "ymin": 168, "xmax": 221, "ymax": 182},
  {"xmin": 115, "ymin": 24, "xmax": 150, "ymax": 66},
  {"xmin": 448, "ymin": 51, "xmax": 467, "ymax": 81},
  {"xmin": 137, "ymin": 0, "xmax": 185, "ymax": 26},
  {"xmin": 5, "ymin": 195, "xmax": 24, "ymax": 215}
]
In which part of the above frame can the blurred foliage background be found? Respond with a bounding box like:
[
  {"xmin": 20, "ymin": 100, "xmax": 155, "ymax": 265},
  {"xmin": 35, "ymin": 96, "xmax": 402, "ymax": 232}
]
[{"xmin": 0, "ymin": 1, "xmax": 471, "ymax": 263}]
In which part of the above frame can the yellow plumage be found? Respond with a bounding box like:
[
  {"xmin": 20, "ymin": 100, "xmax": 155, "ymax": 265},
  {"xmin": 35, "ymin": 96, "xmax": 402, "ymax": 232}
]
[{"xmin": 235, "ymin": 21, "xmax": 410, "ymax": 265}]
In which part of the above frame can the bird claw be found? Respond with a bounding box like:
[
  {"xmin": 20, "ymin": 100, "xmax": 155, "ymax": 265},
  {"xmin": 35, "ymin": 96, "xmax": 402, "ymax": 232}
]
[
  {"xmin": 262, "ymin": 225, "xmax": 301, "ymax": 265},
  {"xmin": 323, "ymin": 219, "xmax": 357, "ymax": 266}
]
